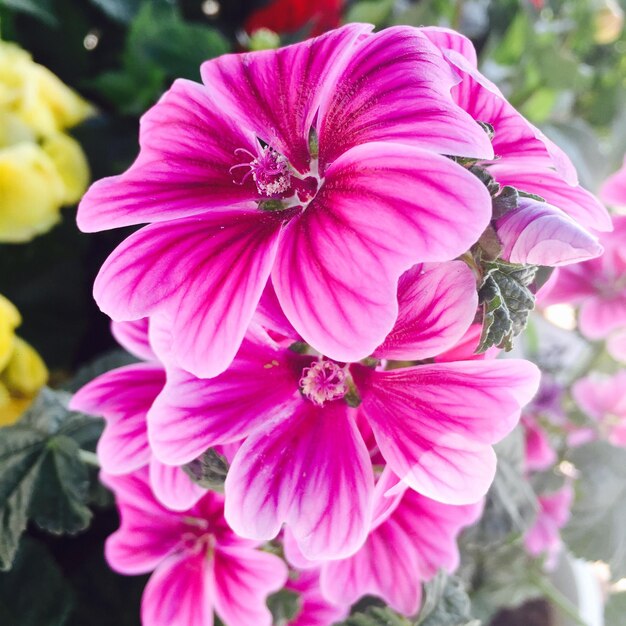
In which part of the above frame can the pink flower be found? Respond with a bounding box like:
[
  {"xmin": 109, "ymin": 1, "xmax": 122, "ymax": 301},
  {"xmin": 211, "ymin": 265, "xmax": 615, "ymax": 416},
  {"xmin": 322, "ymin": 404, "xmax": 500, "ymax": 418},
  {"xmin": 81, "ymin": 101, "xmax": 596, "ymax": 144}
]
[
  {"xmin": 148, "ymin": 261, "xmax": 540, "ymax": 559},
  {"xmin": 495, "ymin": 197, "xmax": 602, "ymax": 267},
  {"xmin": 102, "ymin": 469, "xmax": 287, "ymax": 626},
  {"xmin": 523, "ymin": 416, "xmax": 557, "ymax": 473},
  {"xmin": 572, "ymin": 372, "xmax": 626, "ymax": 447},
  {"xmin": 423, "ymin": 28, "xmax": 611, "ymax": 246},
  {"xmin": 77, "ymin": 25, "xmax": 494, "ymax": 378},
  {"xmin": 71, "ymin": 320, "xmax": 205, "ymax": 512},
  {"xmin": 542, "ymin": 216, "xmax": 626, "ymax": 340},
  {"xmin": 521, "ymin": 376, "xmax": 565, "ymax": 472},
  {"xmin": 601, "ymin": 156, "xmax": 626, "ymax": 208},
  {"xmin": 284, "ymin": 470, "xmax": 483, "ymax": 617},
  {"xmin": 524, "ymin": 484, "xmax": 574, "ymax": 571},
  {"xmin": 286, "ymin": 569, "xmax": 349, "ymax": 626},
  {"xmin": 608, "ymin": 330, "xmax": 626, "ymax": 362}
]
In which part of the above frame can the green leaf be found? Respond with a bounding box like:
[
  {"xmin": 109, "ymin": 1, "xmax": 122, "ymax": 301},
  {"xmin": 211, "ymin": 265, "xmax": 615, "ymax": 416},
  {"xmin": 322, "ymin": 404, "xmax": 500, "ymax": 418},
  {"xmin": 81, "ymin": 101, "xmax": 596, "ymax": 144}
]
[
  {"xmin": 483, "ymin": 430, "xmax": 538, "ymax": 541},
  {"xmin": 345, "ymin": 0, "xmax": 395, "ymax": 26},
  {"xmin": 0, "ymin": 432, "xmax": 43, "ymax": 570},
  {"xmin": 491, "ymin": 11, "xmax": 529, "ymax": 65},
  {"xmin": 182, "ymin": 448, "xmax": 228, "ymax": 492},
  {"xmin": 29, "ymin": 436, "xmax": 92, "ymax": 534},
  {"xmin": 0, "ymin": 538, "xmax": 74, "ymax": 625},
  {"xmin": 0, "ymin": 0, "xmax": 57, "ymax": 25},
  {"xmin": 562, "ymin": 442, "xmax": 626, "ymax": 579},
  {"xmin": 267, "ymin": 588, "xmax": 302, "ymax": 625},
  {"xmin": 127, "ymin": 2, "xmax": 229, "ymax": 80},
  {"xmin": 88, "ymin": 0, "xmax": 141, "ymax": 23},
  {"xmin": 605, "ymin": 592, "xmax": 626, "ymax": 626},
  {"xmin": 466, "ymin": 543, "xmax": 543, "ymax": 624},
  {"xmin": 342, "ymin": 606, "xmax": 412, "ymax": 626},
  {"xmin": 418, "ymin": 576, "xmax": 479, "ymax": 626},
  {"xmin": 477, "ymin": 260, "xmax": 537, "ymax": 353},
  {"xmin": 0, "ymin": 389, "xmax": 102, "ymax": 570}
]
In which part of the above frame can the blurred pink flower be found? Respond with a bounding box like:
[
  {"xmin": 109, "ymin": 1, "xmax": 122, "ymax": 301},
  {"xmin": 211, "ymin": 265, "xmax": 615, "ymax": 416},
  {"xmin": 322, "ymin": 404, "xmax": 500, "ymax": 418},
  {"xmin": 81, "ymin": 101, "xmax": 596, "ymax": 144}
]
[
  {"xmin": 521, "ymin": 376, "xmax": 565, "ymax": 472},
  {"xmin": 608, "ymin": 330, "xmax": 626, "ymax": 362},
  {"xmin": 601, "ymin": 156, "xmax": 626, "ymax": 208},
  {"xmin": 148, "ymin": 261, "xmax": 539, "ymax": 560},
  {"xmin": 102, "ymin": 469, "xmax": 287, "ymax": 626},
  {"xmin": 523, "ymin": 415, "xmax": 557, "ymax": 473},
  {"xmin": 524, "ymin": 484, "xmax": 574, "ymax": 570},
  {"xmin": 78, "ymin": 25, "xmax": 494, "ymax": 378},
  {"xmin": 572, "ymin": 371, "xmax": 626, "ymax": 447},
  {"xmin": 542, "ymin": 216, "xmax": 626, "ymax": 340}
]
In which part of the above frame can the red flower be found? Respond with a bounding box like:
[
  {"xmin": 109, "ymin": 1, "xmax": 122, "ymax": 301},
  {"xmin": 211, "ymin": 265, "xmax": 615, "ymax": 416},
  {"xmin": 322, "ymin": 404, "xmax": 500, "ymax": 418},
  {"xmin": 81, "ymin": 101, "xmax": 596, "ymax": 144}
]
[{"xmin": 245, "ymin": 0, "xmax": 343, "ymax": 36}]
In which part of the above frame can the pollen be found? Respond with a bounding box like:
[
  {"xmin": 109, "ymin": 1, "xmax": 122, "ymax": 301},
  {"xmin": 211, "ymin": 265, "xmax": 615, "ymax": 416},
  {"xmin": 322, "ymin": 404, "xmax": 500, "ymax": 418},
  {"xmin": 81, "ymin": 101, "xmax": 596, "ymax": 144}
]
[
  {"xmin": 299, "ymin": 359, "xmax": 348, "ymax": 406},
  {"xmin": 230, "ymin": 145, "xmax": 291, "ymax": 197}
]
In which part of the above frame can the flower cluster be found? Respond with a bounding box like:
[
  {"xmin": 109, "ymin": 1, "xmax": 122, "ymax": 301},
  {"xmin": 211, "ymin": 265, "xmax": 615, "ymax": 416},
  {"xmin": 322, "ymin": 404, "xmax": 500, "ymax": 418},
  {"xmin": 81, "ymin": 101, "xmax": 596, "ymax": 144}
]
[
  {"xmin": 0, "ymin": 293, "xmax": 48, "ymax": 425},
  {"xmin": 0, "ymin": 40, "xmax": 92, "ymax": 242},
  {"xmin": 74, "ymin": 25, "xmax": 610, "ymax": 625}
]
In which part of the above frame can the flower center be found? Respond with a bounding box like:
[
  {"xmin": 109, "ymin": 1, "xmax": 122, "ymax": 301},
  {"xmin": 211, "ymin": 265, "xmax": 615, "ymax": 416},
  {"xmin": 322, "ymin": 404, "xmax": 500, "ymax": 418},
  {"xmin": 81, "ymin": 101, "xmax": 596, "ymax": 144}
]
[
  {"xmin": 299, "ymin": 359, "xmax": 348, "ymax": 406},
  {"xmin": 181, "ymin": 517, "xmax": 216, "ymax": 557},
  {"xmin": 230, "ymin": 146, "xmax": 292, "ymax": 197}
]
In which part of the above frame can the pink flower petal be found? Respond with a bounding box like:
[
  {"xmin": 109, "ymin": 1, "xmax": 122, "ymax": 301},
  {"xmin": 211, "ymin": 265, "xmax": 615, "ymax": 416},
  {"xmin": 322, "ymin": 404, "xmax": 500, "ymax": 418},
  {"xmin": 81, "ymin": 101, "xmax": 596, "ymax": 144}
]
[
  {"xmin": 78, "ymin": 79, "xmax": 259, "ymax": 232},
  {"xmin": 201, "ymin": 24, "xmax": 372, "ymax": 173},
  {"xmin": 371, "ymin": 467, "xmax": 408, "ymax": 530},
  {"xmin": 70, "ymin": 364, "xmax": 165, "ymax": 474},
  {"xmin": 110, "ymin": 319, "xmax": 156, "ymax": 362},
  {"xmin": 142, "ymin": 553, "xmax": 213, "ymax": 626},
  {"xmin": 495, "ymin": 197, "xmax": 603, "ymax": 267},
  {"xmin": 148, "ymin": 336, "xmax": 304, "ymax": 465},
  {"xmin": 489, "ymin": 163, "xmax": 612, "ymax": 232},
  {"xmin": 441, "ymin": 49, "xmax": 577, "ymax": 184},
  {"xmin": 93, "ymin": 210, "xmax": 281, "ymax": 378},
  {"xmin": 287, "ymin": 569, "xmax": 350, "ymax": 626},
  {"xmin": 572, "ymin": 373, "xmax": 626, "ymax": 421},
  {"xmin": 320, "ymin": 490, "xmax": 482, "ymax": 616},
  {"xmin": 421, "ymin": 26, "xmax": 478, "ymax": 67},
  {"xmin": 539, "ymin": 263, "xmax": 597, "ymax": 305},
  {"xmin": 353, "ymin": 360, "xmax": 540, "ymax": 504},
  {"xmin": 317, "ymin": 26, "xmax": 494, "ymax": 170},
  {"xmin": 213, "ymin": 545, "xmax": 288, "ymax": 626},
  {"xmin": 225, "ymin": 402, "xmax": 374, "ymax": 560},
  {"xmin": 524, "ymin": 485, "xmax": 573, "ymax": 570},
  {"xmin": 253, "ymin": 281, "xmax": 300, "ymax": 341},
  {"xmin": 523, "ymin": 417, "xmax": 557, "ymax": 472},
  {"xmin": 320, "ymin": 513, "xmax": 424, "ymax": 616},
  {"xmin": 579, "ymin": 293, "xmax": 626, "ymax": 340},
  {"xmin": 608, "ymin": 331, "xmax": 626, "ymax": 363},
  {"xmin": 374, "ymin": 261, "xmax": 478, "ymax": 361},
  {"xmin": 149, "ymin": 458, "xmax": 206, "ymax": 512},
  {"xmin": 102, "ymin": 470, "xmax": 186, "ymax": 575},
  {"xmin": 273, "ymin": 142, "xmax": 491, "ymax": 362}
]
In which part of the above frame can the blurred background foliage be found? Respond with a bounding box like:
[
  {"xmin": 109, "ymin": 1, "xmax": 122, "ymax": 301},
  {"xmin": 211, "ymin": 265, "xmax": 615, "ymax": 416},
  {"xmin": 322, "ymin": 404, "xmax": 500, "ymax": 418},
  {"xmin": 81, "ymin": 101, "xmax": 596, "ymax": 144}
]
[{"xmin": 1, "ymin": 0, "xmax": 626, "ymax": 624}]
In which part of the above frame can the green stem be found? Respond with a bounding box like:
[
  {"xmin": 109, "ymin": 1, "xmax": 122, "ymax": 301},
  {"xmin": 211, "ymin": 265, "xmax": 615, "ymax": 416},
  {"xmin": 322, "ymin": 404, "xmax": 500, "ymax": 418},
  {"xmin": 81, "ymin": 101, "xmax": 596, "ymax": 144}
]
[
  {"xmin": 530, "ymin": 572, "xmax": 587, "ymax": 626},
  {"xmin": 78, "ymin": 449, "xmax": 100, "ymax": 468}
]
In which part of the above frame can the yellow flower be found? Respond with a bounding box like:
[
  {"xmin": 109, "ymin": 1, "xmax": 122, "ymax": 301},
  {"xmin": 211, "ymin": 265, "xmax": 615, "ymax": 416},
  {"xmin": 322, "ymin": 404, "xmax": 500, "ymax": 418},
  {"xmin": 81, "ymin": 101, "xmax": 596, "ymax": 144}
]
[
  {"xmin": 42, "ymin": 132, "xmax": 90, "ymax": 205},
  {"xmin": 0, "ymin": 143, "xmax": 66, "ymax": 242},
  {"xmin": 0, "ymin": 40, "xmax": 92, "ymax": 242},
  {"xmin": 0, "ymin": 294, "xmax": 48, "ymax": 427},
  {"xmin": 0, "ymin": 294, "xmax": 20, "ymax": 371},
  {"xmin": 0, "ymin": 40, "xmax": 93, "ymax": 136}
]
